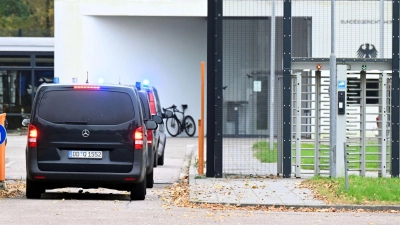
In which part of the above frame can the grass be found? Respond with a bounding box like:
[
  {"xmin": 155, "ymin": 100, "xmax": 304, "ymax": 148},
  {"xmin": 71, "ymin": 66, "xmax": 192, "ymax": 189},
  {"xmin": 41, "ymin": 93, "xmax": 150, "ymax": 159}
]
[
  {"xmin": 302, "ymin": 175, "xmax": 400, "ymax": 205},
  {"xmin": 253, "ymin": 141, "xmax": 389, "ymax": 170},
  {"xmin": 253, "ymin": 141, "xmax": 279, "ymax": 163}
]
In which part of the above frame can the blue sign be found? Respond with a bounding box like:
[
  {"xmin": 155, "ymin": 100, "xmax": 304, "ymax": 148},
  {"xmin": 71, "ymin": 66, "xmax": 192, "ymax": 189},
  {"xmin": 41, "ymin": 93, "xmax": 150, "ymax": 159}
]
[
  {"xmin": 338, "ymin": 80, "xmax": 346, "ymax": 89},
  {"xmin": 0, "ymin": 124, "xmax": 6, "ymax": 145}
]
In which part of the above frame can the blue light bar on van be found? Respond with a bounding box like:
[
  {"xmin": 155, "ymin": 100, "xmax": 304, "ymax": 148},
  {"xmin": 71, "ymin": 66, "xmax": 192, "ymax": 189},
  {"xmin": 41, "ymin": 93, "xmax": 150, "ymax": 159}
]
[
  {"xmin": 142, "ymin": 79, "xmax": 149, "ymax": 87},
  {"xmin": 73, "ymin": 86, "xmax": 100, "ymax": 89},
  {"xmin": 135, "ymin": 82, "xmax": 141, "ymax": 90}
]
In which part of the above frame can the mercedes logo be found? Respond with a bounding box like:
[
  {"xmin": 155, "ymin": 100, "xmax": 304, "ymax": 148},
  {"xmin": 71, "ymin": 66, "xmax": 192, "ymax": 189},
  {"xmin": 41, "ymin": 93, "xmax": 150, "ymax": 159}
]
[{"xmin": 82, "ymin": 129, "xmax": 90, "ymax": 138}]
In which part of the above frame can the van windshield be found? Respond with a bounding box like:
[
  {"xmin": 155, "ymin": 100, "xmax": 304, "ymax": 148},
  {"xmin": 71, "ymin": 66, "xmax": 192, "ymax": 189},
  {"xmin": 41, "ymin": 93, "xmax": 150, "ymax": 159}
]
[{"xmin": 38, "ymin": 90, "xmax": 134, "ymax": 125}]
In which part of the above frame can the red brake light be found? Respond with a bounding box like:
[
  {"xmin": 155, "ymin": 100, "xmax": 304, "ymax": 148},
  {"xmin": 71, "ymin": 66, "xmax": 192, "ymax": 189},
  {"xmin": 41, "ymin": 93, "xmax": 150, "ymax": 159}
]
[
  {"xmin": 28, "ymin": 124, "xmax": 38, "ymax": 148},
  {"xmin": 148, "ymin": 92, "xmax": 156, "ymax": 115},
  {"xmin": 147, "ymin": 130, "xmax": 153, "ymax": 144},
  {"xmin": 134, "ymin": 126, "xmax": 144, "ymax": 149},
  {"xmin": 73, "ymin": 86, "xmax": 100, "ymax": 89}
]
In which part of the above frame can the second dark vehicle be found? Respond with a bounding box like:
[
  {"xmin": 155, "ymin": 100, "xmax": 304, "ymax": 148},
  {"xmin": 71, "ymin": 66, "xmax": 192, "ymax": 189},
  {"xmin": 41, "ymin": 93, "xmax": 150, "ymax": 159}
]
[
  {"xmin": 136, "ymin": 81, "xmax": 170, "ymax": 166},
  {"xmin": 137, "ymin": 89, "xmax": 163, "ymax": 188}
]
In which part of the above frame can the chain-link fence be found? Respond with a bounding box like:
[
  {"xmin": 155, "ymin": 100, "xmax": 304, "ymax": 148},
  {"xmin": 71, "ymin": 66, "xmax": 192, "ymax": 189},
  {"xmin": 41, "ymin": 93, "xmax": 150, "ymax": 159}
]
[{"xmin": 209, "ymin": 0, "xmax": 398, "ymax": 178}]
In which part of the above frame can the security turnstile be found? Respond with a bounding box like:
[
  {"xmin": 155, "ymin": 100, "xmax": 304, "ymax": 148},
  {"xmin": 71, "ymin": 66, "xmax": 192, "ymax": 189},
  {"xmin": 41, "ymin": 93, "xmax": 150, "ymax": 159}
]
[{"xmin": 291, "ymin": 70, "xmax": 391, "ymax": 177}]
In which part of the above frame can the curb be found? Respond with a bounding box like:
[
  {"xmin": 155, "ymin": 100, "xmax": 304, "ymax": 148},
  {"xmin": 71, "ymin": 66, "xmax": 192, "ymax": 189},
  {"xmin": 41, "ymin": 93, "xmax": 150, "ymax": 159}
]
[
  {"xmin": 179, "ymin": 144, "xmax": 195, "ymax": 180},
  {"xmin": 190, "ymin": 201, "xmax": 400, "ymax": 211}
]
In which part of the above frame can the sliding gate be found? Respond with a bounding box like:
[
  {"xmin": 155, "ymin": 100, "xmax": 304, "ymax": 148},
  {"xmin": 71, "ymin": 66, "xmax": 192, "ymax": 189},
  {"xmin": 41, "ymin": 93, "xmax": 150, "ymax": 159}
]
[{"xmin": 291, "ymin": 70, "xmax": 391, "ymax": 177}]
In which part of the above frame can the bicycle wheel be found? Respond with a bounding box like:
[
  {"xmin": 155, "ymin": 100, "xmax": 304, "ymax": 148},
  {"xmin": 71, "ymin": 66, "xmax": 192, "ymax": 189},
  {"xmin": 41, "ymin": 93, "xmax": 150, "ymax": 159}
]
[
  {"xmin": 183, "ymin": 116, "xmax": 196, "ymax": 137},
  {"xmin": 166, "ymin": 117, "xmax": 180, "ymax": 137}
]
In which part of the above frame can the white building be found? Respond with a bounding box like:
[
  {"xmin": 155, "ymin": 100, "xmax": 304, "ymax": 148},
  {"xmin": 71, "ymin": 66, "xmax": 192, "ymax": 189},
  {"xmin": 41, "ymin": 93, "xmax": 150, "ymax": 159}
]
[
  {"xmin": 55, "ymin": 0, "xmax": 208, "ymax": 136},
  {"xmin": 9, "ymin": 0, "xmax": 388, "ymax": 137}
]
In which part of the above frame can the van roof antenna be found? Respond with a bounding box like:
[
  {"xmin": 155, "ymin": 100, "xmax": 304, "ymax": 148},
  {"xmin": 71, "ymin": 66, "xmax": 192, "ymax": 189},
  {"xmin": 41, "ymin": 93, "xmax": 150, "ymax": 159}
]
[
  {"xmin": 86, "ymin": 71, "xmax": 89, "ymax": 84},
  {"xmin": 119, "ymin": 76, "xmax": 121, "ymax": 85}
]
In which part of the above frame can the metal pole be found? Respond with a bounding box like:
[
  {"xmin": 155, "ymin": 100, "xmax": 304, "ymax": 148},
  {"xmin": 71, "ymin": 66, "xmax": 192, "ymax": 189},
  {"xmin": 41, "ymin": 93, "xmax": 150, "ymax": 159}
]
[
  {"xmin": 344, "ymin": 142, "xmax": 348, "ymax": 190},
  {"xmin": 381, "ymin": 72, "xmax": 388, "ymax": 177},
  {"xmin": 214, "ymin": 0, "xmax": 223, "ymax": 178},
  {"xmin": 361, "ymin": 74, "xmax": 367, "ymax": 176},
  {"xmin": 270, "ymin": 0, "xmax": 276, "ymax": 150},
  {"xmin": 329, "ymin": 0, "xmax": 337, "ymax": 177},
  {"xmin": 315, "ymin": 71, "xmax": 321, "ymax": 175},
  {"xmin": 206, "ymin": 0, "xmax": 216, "ymax": 177},
  {"xmin": 296, "ymin": 73, "xmax": 301, "ymax": 177},
  {"xmin": 380, "ymin": 0, "xmax": 384, "ymax": 58},
  {"xmin": 0, "ymin": 113, "xmax": 6, "ymax": 189},
  {"xmin": 282, "ymin": 0, "xmax": 292, "ymax": 178},
  {"xmin": 198, "ymin": 62, "xmax": 205, "ymax": 175},
  {"xmin": 391, "ymin": 0, "xmax": 400, "ymax": 178}
]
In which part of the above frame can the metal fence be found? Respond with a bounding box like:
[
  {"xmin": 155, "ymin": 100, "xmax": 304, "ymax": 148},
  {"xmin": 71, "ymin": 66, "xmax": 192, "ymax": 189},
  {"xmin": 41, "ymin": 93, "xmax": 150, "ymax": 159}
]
[{"xmin": 207, "ymin": 0, "xmax": 399, "ymax": 178}]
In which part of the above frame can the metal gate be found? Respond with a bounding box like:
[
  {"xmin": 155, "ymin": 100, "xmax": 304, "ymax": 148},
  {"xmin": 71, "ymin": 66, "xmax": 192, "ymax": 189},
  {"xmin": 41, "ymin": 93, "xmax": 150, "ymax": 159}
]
[{"xmin": 291, "ymin": 70, "xmax": 391, "ymax": 177}]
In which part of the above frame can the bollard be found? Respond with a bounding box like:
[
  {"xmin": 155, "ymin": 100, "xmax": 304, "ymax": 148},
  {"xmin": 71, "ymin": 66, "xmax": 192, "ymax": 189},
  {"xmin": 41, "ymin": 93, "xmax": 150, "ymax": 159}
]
[
  {"xmin": 198, "ymin": 62, "xmax": 205, "ymax": 175},
  {"xmin": 0, "ymin": 113, "xmax": 6, "ymax": 190},
  {"xmin": 198, "ymin": 119, "xmax": 204, "ymax": 175}
]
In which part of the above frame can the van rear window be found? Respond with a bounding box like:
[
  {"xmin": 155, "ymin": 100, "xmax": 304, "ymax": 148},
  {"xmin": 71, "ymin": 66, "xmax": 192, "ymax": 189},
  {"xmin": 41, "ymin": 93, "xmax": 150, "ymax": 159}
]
[{"xmin": 38, "ymin": 90, "xmax": 134, "ymax": 125}]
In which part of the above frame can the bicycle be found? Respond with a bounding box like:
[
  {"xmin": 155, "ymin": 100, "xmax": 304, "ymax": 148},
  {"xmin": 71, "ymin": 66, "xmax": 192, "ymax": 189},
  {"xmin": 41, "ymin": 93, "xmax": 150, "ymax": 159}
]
[{"xmin": 163, "ymin": 104, "xmax": 196, "ymax": 137}]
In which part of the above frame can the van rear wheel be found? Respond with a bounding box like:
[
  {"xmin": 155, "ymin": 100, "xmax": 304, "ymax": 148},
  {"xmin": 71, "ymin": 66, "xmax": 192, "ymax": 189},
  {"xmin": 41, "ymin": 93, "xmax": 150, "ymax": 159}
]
[
  {"xmin": 146, "ymin": 170, "xmax": 154, "ymax": 188},
  {"xmin": 153, "ymin": 151, "xmax": 158, "ymax": 168},
  {"xmin": 26, "ymin": 178, "xmax": 42, "ymax": 199},
  {"xmin": 158, "ymin": 150, "xmax": 164, "ymax": 166},
  {"xmin": 130, "ymin": 175, "xmax": 146, "ymax": 200}
]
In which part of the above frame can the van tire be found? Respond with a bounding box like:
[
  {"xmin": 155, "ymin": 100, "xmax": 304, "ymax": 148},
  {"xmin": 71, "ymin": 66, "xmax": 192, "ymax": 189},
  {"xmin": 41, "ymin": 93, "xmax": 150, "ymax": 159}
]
[
  {"xmin": 130, "ymin": 175, "xmax": 146, "ymax": 201},
  {"xmin": 158, "ymin": 151, "xmax": 164, "ymax": 166},
  {"xmin": 26, "ymin": 178, "xmax": 42, "ymax": 199},
  {"xmin": 153, "ymin": 150, "xmax": 158, "ymax": 168},
  {"xmin": 146, "ymin": 170, "xmax": 154, "ymax": 188}
]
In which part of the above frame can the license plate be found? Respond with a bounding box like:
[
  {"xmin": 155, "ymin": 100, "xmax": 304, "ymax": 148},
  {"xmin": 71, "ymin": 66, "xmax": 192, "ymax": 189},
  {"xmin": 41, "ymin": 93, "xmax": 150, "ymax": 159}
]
[{"xmin": 68, "ymin": 151, "xmax": 102, "ymax": 159}]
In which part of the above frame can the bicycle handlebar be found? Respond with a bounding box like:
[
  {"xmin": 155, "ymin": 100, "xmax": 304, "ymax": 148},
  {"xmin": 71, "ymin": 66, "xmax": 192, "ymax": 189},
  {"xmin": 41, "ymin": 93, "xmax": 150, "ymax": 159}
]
[
  {"xmin": 162, "ymin": 104, "xmax": 188, "ymax": 113},
  {"xmin": 162, "ymin": 106, "xmax": 176, "ymax": 114}
]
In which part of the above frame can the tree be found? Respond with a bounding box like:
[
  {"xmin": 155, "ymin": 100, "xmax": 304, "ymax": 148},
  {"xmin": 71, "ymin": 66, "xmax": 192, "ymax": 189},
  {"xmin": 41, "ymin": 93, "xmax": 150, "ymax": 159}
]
[
  {"xmin": 0, "ymin": 0, "xmax": 30, "ymax": 18},
  {"xmin": 0, "ymin": 0, "xmax": 54, "ymax": 37}
]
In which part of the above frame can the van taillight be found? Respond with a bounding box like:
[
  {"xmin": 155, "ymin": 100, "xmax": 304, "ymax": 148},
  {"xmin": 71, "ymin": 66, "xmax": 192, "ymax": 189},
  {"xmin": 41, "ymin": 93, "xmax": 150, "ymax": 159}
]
[
  {"xmin": 148, "ymin": 92, "xmax": 156, "ymax": 115},
  {"xmin": 147, "ymin": 130, "xmax": 153, "ymax": 144},
  {"xmin": 28, "ymin": 124, "xmax": 38, "ymax": 148},
  {"xmin": 134, "ymin": 126, "xmax": 144, "ymax": 149}
]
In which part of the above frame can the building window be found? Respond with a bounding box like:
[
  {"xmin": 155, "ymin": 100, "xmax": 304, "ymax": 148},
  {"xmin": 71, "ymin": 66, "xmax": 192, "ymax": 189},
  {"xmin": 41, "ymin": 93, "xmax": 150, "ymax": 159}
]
[
  {"xmin": 0, "ymin": 55, "xmax": 31, "ymax": 67},
  {"xmin": 0, "ymin": 52, "xmax": 54, "ymax": 130},
  {"xmin": 35, "ymin": 55, "xmax": 54, "ymax": 67}
]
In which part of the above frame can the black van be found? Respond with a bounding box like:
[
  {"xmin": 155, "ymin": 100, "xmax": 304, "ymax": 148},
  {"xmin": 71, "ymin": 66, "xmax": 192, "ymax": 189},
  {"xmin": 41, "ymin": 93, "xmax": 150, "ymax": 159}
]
[
  {"xmin": 22, "ymin": 83, "xmax": 160, "ymax": 200},
  {"xmin": 139, "ymin": 84, "xmax": 169, "ymax": 165},
  {"xmin": 137, "ymin": 90, "xmax": 158, "ymax": 188}
]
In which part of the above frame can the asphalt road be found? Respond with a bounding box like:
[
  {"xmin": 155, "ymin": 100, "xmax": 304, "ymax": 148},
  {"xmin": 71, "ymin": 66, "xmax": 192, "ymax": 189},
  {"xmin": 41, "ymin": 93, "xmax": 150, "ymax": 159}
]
[
  {"xmin": 1, "ymin": 191, "xmax": 400, "ymax": 225},
  {"xmin": 1, "ymin": 135, "xmax": 400, "ymax": 224}
]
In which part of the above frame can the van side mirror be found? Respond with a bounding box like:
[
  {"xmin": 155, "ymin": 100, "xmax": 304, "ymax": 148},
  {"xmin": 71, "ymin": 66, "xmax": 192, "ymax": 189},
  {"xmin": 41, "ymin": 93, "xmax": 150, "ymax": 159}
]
[
  {"xmin": 22, "ymin": 118, "xmax": 30, "ymax": 127},
  {"xmin": 152, "ymin": 115, "xmax": 163, "ymax": 124},
  {"xmin": 145, "ymin": 120, "xmax": 158, "ymax": 130}
]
